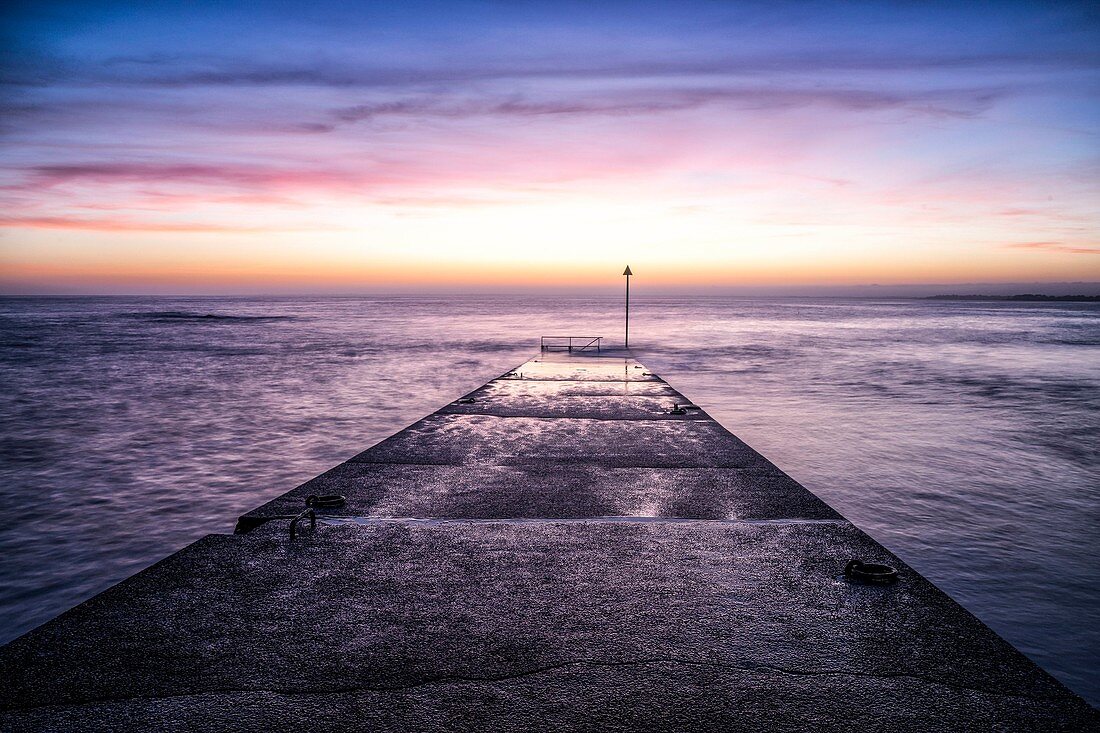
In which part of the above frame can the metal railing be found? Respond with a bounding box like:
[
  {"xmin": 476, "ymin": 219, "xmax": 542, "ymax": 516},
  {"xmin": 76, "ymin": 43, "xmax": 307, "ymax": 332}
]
[{"xmin": 540, "ymin": 336, "xmax": 602, "ymax": 352}]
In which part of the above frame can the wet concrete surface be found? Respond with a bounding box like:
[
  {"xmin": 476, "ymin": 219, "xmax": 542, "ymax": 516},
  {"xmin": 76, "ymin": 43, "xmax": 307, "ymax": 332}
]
[
  {"xmin": 499, "ymin": 356, "xmax": 660, "ymax": 382},
  {"xmin": 2, "ymin": 522, "xmax": 1095, "ymax": 731},
  {"xmin": 440, "ymin": 393, "xmax": 704, "ymax": 420},
  {"xmin": 2, "ymin": 351, "xmax": 1096, "ymax": 730},
  {"xmin": 351, "ymin": 414, "xmax": 777, "ymax": 469},
  {"xmin": 471, "ymin": 377, "xmax": 683, "ymax": 398},
  {"xmin": 238, "ymin": 463, "xmax": 843, "ymax": 524}
]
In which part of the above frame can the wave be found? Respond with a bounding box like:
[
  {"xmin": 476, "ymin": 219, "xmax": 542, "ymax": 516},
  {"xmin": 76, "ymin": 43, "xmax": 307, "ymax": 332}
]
[{"xmin": 121, "ymin": 311, "xmax": 294, "ymax": 322}]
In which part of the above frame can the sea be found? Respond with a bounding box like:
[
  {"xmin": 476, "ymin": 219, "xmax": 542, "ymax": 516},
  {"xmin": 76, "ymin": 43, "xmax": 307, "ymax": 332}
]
[{"xmin": 1, "ymin": 295, "xmax": 1097, "ymax": 704}]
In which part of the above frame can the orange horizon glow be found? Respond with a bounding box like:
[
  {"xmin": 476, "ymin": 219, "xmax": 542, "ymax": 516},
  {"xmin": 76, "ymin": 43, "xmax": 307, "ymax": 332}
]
[{"xmin": 3, "ymin": 246, "xmax": 1097, "ymax": 295}]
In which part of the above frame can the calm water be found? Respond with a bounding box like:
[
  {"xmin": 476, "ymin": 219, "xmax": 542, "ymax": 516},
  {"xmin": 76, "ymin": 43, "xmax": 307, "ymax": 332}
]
[{"xmin": 1, "ymin": 296, "xmax": 1097, "ymax": 703}]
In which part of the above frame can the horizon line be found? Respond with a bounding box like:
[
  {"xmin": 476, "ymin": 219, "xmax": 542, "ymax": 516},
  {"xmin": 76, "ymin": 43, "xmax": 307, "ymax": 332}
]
[{"xmin": 3, "ymin": 281, "xmax": 1100, "ymax": 299}]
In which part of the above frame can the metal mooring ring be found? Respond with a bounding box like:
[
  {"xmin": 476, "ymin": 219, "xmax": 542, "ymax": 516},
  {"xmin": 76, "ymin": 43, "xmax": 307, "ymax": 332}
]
[
  {"xmin": 289, "ymin": 508, "xmax": 316, "ymax": 540},
  {"xmin": 305, "ymin": 494, "xmax": 346, "ymax": 509},
  {"xmin": 844, "ymin": 559, "xmax": 899, "ymax": 584}
]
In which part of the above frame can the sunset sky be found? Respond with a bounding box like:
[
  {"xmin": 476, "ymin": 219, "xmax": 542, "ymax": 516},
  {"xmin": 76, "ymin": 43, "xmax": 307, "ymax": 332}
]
[{"xmin": 1, "ymin": 1, "xmax": 1098, "ymax": 294}]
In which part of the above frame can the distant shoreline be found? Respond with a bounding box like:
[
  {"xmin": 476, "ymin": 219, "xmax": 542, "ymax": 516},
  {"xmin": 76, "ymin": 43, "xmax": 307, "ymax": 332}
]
[{"xmin": 924, "ymin": 294, "xmax": 1100, "ymax": 302}]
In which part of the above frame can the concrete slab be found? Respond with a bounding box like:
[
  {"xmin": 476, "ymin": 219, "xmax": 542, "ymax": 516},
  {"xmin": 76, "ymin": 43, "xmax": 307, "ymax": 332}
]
[
  {"xmin": 506, "ymin": 357, "xmax": 660, "ymax": 382},
  {"xmin": 237, "ymin": 463, "xmax": 842, "ymax": 526},
  {"xmin": 440, "ymin": 393, "xmax": 706, "ymax": 420},
  {"xmin": 469, "ymin": 378, "xmax": 685, "ymax": 399},
  {"xmin": 2, "ymin": 521, "xmax": 1095, "ymax": 731},
  {"xmin": 350, "ymin": 414, "xmax": 778, "ymax": 469}
]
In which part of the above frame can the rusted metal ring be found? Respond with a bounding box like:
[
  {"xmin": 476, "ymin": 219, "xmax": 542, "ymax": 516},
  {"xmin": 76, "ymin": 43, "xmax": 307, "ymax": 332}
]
[
  {"xmin": 306, "ymin": 494, "xmax": 345, "ymax": 509},
  {"xmin": 289, "ymin": 508, "xmax": 316, "ymax": 539},
  {"xmin": 844, "ymin": 559, "xmax": 899, "ymax": 584}
]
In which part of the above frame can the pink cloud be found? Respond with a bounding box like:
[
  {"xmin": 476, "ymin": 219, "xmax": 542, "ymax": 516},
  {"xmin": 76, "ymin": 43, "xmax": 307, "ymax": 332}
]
[
  {"xmin": 1005, "ymin": 241, "xmax": 1100, "ymax": 255},
  {"xmin": 0, "ymin": 215, "xmax": 334, "ymax": 233}
]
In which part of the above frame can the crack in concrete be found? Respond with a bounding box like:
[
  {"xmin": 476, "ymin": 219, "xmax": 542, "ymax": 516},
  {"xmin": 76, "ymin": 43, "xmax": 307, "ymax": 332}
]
[
  {"xmin": 3, "ymin": 656, "xmax": 1068, "ymax": 713},
  {"xmin": 321, "ymin": 516, "xmax": 849, "ymax": 527},
  {"xmin": 440, "ymin": 412, "xmax": 709, "ymax": 422}
]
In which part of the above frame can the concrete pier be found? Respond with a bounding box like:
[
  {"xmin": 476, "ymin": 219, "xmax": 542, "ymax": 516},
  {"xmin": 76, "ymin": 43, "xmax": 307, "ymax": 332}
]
[{"xmin": 1, "ymin": 350, "xmax": 1096, "ymax": 731}]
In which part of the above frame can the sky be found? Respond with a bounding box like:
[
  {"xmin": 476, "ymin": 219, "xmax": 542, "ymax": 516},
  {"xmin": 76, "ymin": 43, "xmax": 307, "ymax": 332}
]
[{"xmin": 1, "ymin": 0, "xmax": 1098, "ymax": 294}]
